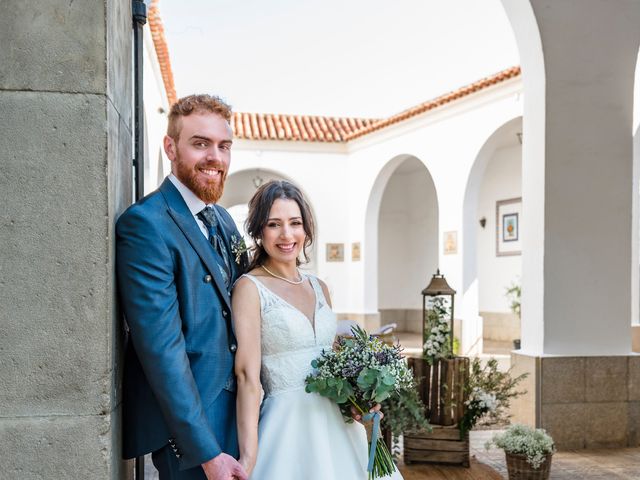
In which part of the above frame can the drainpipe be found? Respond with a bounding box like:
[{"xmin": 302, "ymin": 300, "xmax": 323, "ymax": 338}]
[
  {"xmin": 133, "ymin": 0, "xmax": 147, "ymax": 201},
  {"xmin": 131, "ymin": 4, "xmax": 147, "ymax": 478}
]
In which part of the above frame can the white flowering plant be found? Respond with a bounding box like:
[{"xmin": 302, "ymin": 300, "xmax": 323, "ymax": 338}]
[
  {"xmin": 305, "ymin": 326, "xmax": 419, "ymax": 479},
  {"xmin": 485, "ymin": 424, "xmax": 555, "ymax": 469},
  {"xmin": 459, "ymin": 358, "xmax": 528, "ymax": 438},
  {"xmin": 423, "ymin": 297, "xmax": 453, "ymax": 364}
]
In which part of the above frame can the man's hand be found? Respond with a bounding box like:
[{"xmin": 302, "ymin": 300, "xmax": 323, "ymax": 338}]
[
  {"xmin": 351, "ymin": 403, "xmax": 384, "ymax": 424},
  {"xmin": 202, "ymin": 453, "xmax": 248, "ymax": 480}
]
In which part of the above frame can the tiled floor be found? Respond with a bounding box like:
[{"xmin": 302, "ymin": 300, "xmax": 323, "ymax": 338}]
[
  {"xmin": 143, "ymin": 431, "xmax": 640, "ymax": 479},
  {"xmin": 471, "ymin": 429, "xmax": 640, "ymax": 480}
]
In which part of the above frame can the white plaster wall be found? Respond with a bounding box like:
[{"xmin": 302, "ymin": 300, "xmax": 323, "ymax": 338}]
[
  {"xmin": 378, "ymin": 158, "xmax": 438, "ymax": 310},
  {"xmin": 347, "ymin": 80, "xmax": 523, "ymax": 318},
  {"xmin": 230, "ymin": 78, "xmax": 524, "ymax": 323},
  {"xmin": 143, "ymin": 24, "xmax": 170, "ymax": 193},
  {"xmin": 476, "ymin": 144, "xmax": 522, "ymax": 312}
]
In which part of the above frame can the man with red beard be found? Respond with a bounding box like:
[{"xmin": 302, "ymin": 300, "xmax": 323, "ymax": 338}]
[{"xmin": 117, "ymin": 95, "xmax": 248, "ymax": 480}]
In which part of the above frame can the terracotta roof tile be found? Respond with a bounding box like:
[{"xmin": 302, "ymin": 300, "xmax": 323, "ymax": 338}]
[
  {"xmin": 148, "ymin": 0, "xmax": 177, "ymax": 106},
  {"xmin": 230, "ymin": 112, "xmax": 379, "ymax": 142},
  {"xmin": 344, "ymin": 66, "xmax": 522, "ymax": 141},
  {"xmin": 149, "ymin": 4, "xmax": 520, "ymax": 142}
]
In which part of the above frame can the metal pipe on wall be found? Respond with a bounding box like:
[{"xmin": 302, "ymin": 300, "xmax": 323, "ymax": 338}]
[
  {"xmin": 132, "ymin": 3, "xmax": 147, "ymax": 479},
  {"xmin": 133, "ymin": 0, "xmax": 147, "ymax": 202}
]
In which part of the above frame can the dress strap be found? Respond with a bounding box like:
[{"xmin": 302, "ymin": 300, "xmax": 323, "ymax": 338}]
[
  {"xmin": 241, "ymin": 274, "xmax": 270, "ymax": 310},
  {"xmin": 305, "ymin": 274, "xmax": 328, "ymax": 308}
]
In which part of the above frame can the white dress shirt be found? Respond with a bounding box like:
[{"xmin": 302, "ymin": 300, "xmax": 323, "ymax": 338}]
[{"xmin": 168, "ymin": 174, "xmax": 212, "ymax": 240}]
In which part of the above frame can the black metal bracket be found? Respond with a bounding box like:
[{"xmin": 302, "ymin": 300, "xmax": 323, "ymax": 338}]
[{"xmin": 132, "ymin": 0, "xmax": 147, "ymax": 25}]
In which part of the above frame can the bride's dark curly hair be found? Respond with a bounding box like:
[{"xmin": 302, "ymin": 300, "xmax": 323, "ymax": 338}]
[{"xmin": 245, "ymin": 180, "xmax": 315, "ymax": 272}]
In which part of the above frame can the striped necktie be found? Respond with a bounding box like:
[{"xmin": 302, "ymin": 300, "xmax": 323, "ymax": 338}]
[{"xmin": 197, "ymin": 206, "xmax": 231, "ymax": 288}]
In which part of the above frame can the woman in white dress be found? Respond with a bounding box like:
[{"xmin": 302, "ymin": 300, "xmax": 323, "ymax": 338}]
[{"xmin": 232, "ymin": 180, "xmax": 403, "ymax": 480}]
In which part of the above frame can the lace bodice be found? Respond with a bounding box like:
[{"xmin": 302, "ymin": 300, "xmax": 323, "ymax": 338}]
[{"xmin": 243, "ymin": 273, "xmax": 336, "ymax": 397}]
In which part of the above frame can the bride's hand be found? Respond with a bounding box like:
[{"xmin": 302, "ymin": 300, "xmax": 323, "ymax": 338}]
[
  {"xmin": 238, "ymin": 456, "xmax": 255, "ymax": 477},
  {"xmin": 351, "ymin": 403, "xmax": 384, "ymax": 424}
]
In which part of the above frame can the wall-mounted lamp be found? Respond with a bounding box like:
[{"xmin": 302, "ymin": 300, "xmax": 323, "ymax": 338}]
[
  {"xmin": 479, "ymin": 217, "xmax": 487, "ymax": 228},
  {"xmin": 252, "ymin": 174, "xmax": 264, "ymax": 189}
]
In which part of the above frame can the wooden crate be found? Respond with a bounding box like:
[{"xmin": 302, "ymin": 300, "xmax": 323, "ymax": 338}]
[
  {"xmin": 404, "ymin": 357, "xmax": 470, "ymax": 466},
  {"xmin": 404, "ymin": 424, "xmax": 470, "ymax": 466}
]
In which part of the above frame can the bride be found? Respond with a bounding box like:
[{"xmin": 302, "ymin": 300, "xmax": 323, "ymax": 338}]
[{"xmin": 231, "ymin": 180, "xmax": 403, "ymax": 479}]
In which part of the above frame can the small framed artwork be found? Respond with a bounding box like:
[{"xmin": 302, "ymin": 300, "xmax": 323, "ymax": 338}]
[
  {"xmin": 443, "ymin": 231, "xmax": 457, "ymax": 255},
  {"xmin": 326, "ymin": 243, "xmax": 344, "ymax": 262},
  {"xmin": 496, "ymin": 197, "xmax": 522, "ymax": 256},
  {"xmin": 351, "ymin": 242, "xmax": 361, "ymax": 262}
]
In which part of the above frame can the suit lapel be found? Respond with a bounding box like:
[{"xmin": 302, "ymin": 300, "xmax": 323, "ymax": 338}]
[
  {"xmin": 212, "ymin": 205, "xmax": 238, "ymax": 281},
  {"xmin": 159, "ymin": 179, "xmax": 232, "ymax": 312}
]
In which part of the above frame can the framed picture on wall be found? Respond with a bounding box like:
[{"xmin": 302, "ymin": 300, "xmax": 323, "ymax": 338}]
[
  {"xmin": 443, "ymin": 231, "xmax": 457, "ymax": 255},
  {"xmin": 351, "ymin": 242, "xmax": 361, "ymax": 262},
  {"xmin": 496, "ymin": 197, "xmax": 522, "ymax": 256},
  {"xmin": 326, "ymin": 243, "xmax": 344, "ymax": 262}
]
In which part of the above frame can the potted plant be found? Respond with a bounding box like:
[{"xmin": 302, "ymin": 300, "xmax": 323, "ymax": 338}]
[
  {"xmin": 458, "ymin": 358, "xmax": 527, "ymax": 438},
  {"xmin": 505, "ymin": 281, "xmax": 521, "ymax": 350},
  {"xmin": 486, "ymin": 424, "xmax": 555, "ymax": 480}
]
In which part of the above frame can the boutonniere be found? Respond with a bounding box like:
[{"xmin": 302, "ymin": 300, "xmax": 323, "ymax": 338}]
[{"xmin": 230, "ymin": 235, "xmax": 249, "ymax": 265}]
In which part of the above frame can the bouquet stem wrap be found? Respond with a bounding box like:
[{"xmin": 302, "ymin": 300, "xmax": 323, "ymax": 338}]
[
  {"xmin": 306, "ymin": 326, "xmax": 415, "ymax": 479},
  {"xmin": 362, "ymin": 411, "xmax": 380, "ymax": 472}
]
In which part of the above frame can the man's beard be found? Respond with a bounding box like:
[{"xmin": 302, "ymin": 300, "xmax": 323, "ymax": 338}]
[{"xmin": 173, "ymin": 151, "xmax": 227, "ymax": 204}]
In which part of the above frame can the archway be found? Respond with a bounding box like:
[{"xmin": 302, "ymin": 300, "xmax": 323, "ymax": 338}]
[
  {"xmin": 364, "ymin": 155, "xmax": 438, "ymax": 332},
  {"xmin": 462, "ymin": 116, "xmax": 523, "ymax": 354}
]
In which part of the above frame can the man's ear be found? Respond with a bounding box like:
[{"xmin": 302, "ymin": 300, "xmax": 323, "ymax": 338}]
[{"xmin": 164, "ymin": 135, "xmax": 177, "ymax": 162}]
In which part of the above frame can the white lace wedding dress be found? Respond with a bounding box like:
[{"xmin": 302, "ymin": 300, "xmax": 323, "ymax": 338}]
[{"xmin": 243, "ymin": 273, "xmax": 403, "ymax": 480}]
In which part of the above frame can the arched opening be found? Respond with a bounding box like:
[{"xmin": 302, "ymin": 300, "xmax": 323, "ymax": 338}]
[
  {"xmin": 220, "ymin": 168, "xmax": 318, "ymax": 270},
  {"xmin": 365, "ymin": 155, "xmax": 438, "ymax": 334},
  {"xmin": 462, "ymin": 116, "xmax": 522, "ymax": 354}
]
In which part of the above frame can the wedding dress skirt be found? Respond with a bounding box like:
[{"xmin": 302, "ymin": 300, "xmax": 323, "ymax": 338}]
[{"xmin": 244, "ymin": 274, "xmax": 403, "ymax": 480}]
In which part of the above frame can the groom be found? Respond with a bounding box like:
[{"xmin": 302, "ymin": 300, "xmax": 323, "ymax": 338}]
[{"xmin": 117, "ymin": 95, "xmax": 248, "ymax": 480}]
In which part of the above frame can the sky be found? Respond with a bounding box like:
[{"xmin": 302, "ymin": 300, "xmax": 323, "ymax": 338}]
[{"xmin": 160, "ymin": 0, "xmax": 520, "ymax": 118}]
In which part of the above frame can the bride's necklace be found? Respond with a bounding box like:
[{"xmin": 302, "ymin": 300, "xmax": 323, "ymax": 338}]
[{"xmin": 260, "ymin": 264, "xmax": 304, "ymax": 285}]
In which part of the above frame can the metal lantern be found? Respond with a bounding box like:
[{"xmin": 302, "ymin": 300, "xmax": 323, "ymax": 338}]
[{"xmin": 422, "ymin": 269, "xmax": 456, "ymax": 354}]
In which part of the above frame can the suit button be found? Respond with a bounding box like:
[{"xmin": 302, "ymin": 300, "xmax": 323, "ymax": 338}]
[
  {"xmin": 222, "ymin": 310, "xmax": 228, "ymax": 318},
  {"xmin": 204, "ymin": 275, "xmax": 212, "ymax": 283},
  {"xmin": 229, "ymin": 343, "xmax": 237, "ymax": 353}
]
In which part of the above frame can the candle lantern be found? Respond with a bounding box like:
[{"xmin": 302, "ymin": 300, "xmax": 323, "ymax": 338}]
[{"xmin": 421, "ymin": 269, "xmax": 456, "ymax": 355}]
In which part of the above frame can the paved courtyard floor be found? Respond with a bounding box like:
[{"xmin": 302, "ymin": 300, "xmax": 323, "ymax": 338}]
[
  {"xmin": 144, "ymin": 429, "xmax": 640, "ymax": 479},
  {"xmin": 398, "ymin": 429, "xmax": 640, "ymax": 480}
]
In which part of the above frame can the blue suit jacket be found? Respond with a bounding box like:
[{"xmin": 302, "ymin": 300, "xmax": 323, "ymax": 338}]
[{"xmin": 116, "ymin": 178, "xmax": 247, "ymax": 470}]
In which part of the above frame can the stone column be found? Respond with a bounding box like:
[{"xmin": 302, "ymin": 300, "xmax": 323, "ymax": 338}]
[
  {"xmin": 0, "ymin": 0, "xmax": 133, "ymax": 477},
  {"xmin": 502, "ymin": 0, "xmax": 640, "ymax": 448}
]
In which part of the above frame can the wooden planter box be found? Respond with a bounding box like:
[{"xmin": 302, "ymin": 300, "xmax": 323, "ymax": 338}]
[
  {"xmin": 403, "ymin": 356, "xmax": 470, "ymax": 466},
  {"xmin": 404, "ymin": 425, "xmax": 470, "ymax": 467}
]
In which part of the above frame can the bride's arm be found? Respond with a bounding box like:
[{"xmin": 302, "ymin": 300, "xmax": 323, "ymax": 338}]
[{"xmin": 232, "ymin": 277, "xmax": 262, "ymax": 476}]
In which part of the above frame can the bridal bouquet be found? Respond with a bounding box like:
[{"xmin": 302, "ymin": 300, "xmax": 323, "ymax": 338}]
[{"xmin": 305, "ymin": 326, "xmax": 415, "ymax": 479}]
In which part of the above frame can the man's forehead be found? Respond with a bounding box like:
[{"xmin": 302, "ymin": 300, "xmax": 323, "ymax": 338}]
[{"xmin": 181, "ymin": 112, "xmax": 232, "ymax": 138}]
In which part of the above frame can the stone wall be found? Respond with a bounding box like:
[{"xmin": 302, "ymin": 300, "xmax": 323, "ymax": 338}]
[
  {"xmin": 510, "ymin": 353, "xmax": 640, "ymax": 450},
  {"xmin": 0, "ymin": 1, "xmax": 132, "ymax": 478}
]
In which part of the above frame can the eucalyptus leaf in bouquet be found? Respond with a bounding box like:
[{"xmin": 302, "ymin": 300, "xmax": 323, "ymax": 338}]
[{"xmin": 305, "ymin": 326, "xmax": 423, "ymax": 479}]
